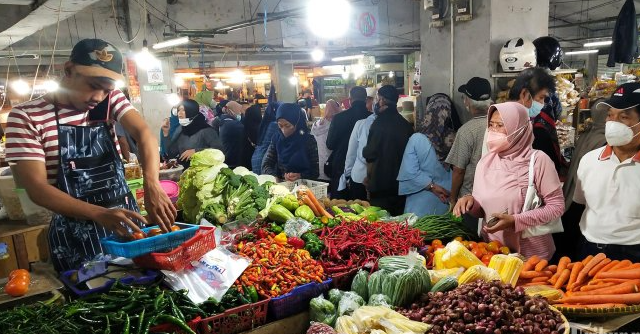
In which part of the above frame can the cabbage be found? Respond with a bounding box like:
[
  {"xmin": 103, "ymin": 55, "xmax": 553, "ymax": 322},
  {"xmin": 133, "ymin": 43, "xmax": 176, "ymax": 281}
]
[
  {"xmin": 232, "ymin": 166, "xmax": 252, "ymax": 176},
  {"xmin": 190, "ymin": 149, "xmax": 225, "ymax": 168}
]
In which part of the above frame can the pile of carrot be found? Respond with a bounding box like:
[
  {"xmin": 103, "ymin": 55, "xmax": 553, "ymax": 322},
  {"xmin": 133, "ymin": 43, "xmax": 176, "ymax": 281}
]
[{"xmin": 517, "ymin": 253, "xmax": 640, "ymax": 308}]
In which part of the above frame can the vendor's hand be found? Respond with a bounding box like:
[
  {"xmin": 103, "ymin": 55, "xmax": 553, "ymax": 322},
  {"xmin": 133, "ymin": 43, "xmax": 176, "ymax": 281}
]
[
  {"xmin": 453, "ymin": 195, "xmax": 474, "ymax": 217},
  {"xmin": 144, "ymin": 182, "xmax": 177, "ymax": 233},
  {"xmin": 284, "ymin": 172, "xmax": 301, "ymax": 182},
  {"xmin": 431, "ymin": 184, "xmax": 450, "ymax": 203},
  {"xmin": 483, "ymin": 213, "xmax": 515, "ymax": 234},
  {"xmin": 179, "ymin": 149, "xmax": 196, "ymax": 161},
  {"xmin": 91, "ymin": 207, "xmax": 146, "ymax": 239}
]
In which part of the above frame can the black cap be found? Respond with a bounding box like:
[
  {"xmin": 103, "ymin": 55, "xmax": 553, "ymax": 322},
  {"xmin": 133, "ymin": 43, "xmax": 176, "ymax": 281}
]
[
  {"xmin": 599, "ymin": 82, "xmax": 640, "ymax": 110},
  {"xmin": 70, "ymin": 39, "xmax": 124, "ymax": 81},
  {"xmin": 458, "ymin": 77, "xmax": 492, "ymax": 101},
  {"xmin": 378, "ymin": 85, "xmax": 399, "ymax": 103}
]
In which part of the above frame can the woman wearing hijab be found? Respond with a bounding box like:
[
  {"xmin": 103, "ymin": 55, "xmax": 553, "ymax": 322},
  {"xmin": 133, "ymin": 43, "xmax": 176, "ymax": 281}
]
[
  {"xmin": 241, "ymin": 102, "xmax": 263, "ymax": 169},
  {"xmin": 219, "ymin": 101, "xmax": 246, "ymax": 169},
  {"xmin": 159, "ymin": 108, "xmax": 180, "ymax": 159},
  {"xmin": 397, "ymin": 95, "xmax": 455, "ymax": 216},
  {"xmin": 555, "ymin": 99, "xmax": 607, "ymax": 259},
  {"xmin": 261, "ymin": 103, "xmax": 319, "ymax": 181},
  {"xmin": 161, "ymin": 99, "xmax": 222, "ymax": 168},
  {"xmin": 454, "ymin": 102, "xmax": 564, "ymax": 260},
  {"xmin": 311, "ymin": 100, "xmax": 341, "ymax": 181},
  {"xmin": 251, "ymin": 101, "xmax": 281, "ymax": 173}
]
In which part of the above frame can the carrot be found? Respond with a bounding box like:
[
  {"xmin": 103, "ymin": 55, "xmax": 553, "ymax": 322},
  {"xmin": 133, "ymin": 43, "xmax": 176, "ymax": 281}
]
[
  {"xmin": 520, "ymin": 270, "xmax": 551, "ymax": 279},
  {"xmin": 300, "ymin": 195, "xmax": 321, "ymax": 216},
  {"xmin": 567, "ymin": 263, "xmax": 575, "ymax": 270},
  {"xmin": 577, "ymin": 253, "xmax": 606, "ymax": 284},
  {"xmin": 567, "ymin": 262, "xmax": 584, "ymax": 291},
  {"xmin": 557, "ymin": 256, "xmax": 571, "ymax": 275},
  {"xmin": 572, "ymin": 282, "xmax": 586, "ymax": 292},
  {"xmin": 554, "ymin": 303, "xmax": 627, "ymax": 309},
  {"xmin": 546, "ymin": 265, "xmax": 558, "ymax": 273},
  {"xmin": 558, "ymin": 292, "xmax": 640, "ymax": 305},
  {"xmin": 589, "ymin": 258, "xmax": 612, "ymax": 277},
  {"xmin": 581, "ymin": 255, "xmax": 594, "ymax": 266},
  {"xmin": 300, "ymin": 189, "xmax": 334, "ymax": 218},
  {"xmin": 597, "ymin": 269, "xmax": 640, "ymax": 280},
  {"xmin": 611, "ymin": 260, "xmax": 632, "ymax": 271},
  {"xmin": 523, "ymin": 255, "xmax": 541, "ymax": 271},
  {"xmin": 532, "ymin": 276, "xmax": 550, "ymax": 283},
  {"xmin": 554, "ymin": 268, "xmax": 571, "ymax": 289},
  {"xmin": 630, "ymin": 263, "xmax": 640, "ymax": 269},
  {"xmin": 549, "ymin": 273, "xmax": 559, "ymax": 285},
  {"xmin": 580, "ymin": 283, "xmax": 616, "ymax": 292},
  {"xmin": 570, "ymin": 280, "xmax": 640, "ymax": 296},
  {"xmin": 599, "ymin": 260, "xmax": 620, "ymax": 273},
  {"xmin": 535, "ymin": 259, "xmax": 549, "ymax": 272},
  {"xmin": 591, "ymin": 278, "xmax": 636, "ymax": 284}
]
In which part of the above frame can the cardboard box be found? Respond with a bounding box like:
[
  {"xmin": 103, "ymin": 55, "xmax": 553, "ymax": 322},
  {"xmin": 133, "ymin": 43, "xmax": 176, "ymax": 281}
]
[{"xmin": 0, "ymin": 221, "xmax": 49, "ymax": 279}]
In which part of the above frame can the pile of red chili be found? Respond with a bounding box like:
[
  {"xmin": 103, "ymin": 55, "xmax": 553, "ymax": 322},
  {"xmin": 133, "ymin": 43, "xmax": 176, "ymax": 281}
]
[{"xmin": 319, "ymin": 219, "xmax": 424, "ymax": 274}]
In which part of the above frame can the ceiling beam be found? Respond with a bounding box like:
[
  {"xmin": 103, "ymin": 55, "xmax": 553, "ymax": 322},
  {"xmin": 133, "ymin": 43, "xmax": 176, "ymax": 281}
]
[{"xmin": 550, "ymin": 14, "xmax": 640, "ymax": 29}]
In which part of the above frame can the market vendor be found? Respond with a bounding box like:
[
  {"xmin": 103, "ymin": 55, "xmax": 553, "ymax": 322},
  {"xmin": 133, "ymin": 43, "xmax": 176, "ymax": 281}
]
[
  {"xmin": 4, "ymin": 39, "xmax": 176, "ymax": 272},
  {"xmin": 573, "ymin": 82, "xmax": 640, "ymax": 262},
  {"xmin": 453, "ymin": 102, "xmax": 564, "ymax": 260}
]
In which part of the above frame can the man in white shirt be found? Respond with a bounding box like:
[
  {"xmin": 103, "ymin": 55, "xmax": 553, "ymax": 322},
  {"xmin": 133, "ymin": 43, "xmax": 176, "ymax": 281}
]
[
  {"xmin": 573, "ymin": 82, "xmax": 640, "ymax": 262},
  {"xmin": 340, "ymin": 114, "xmax": 376, "ymax": 200}
]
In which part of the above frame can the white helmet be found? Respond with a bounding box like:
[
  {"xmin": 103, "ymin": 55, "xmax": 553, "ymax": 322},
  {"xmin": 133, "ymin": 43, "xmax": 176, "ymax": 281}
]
[{"xmin": 499, "ymin": 38, "xmax": 537, "ymax": 72}]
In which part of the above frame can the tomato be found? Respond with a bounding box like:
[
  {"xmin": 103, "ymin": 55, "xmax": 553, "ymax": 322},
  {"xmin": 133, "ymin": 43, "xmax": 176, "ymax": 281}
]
[
  {"xmin": 147, "ymin": 228, "xmax": 163, "ymax": 237},
  {"xmin": 478, "ymin": 242, "xmax": 487, "ymax": 249},
  {"xmin": 500, "ymin": 246, "xmax": 510, "ymax": 255},
  {"xmin": 9, "ymin": 269, "xmax": 30, "ymax": 281},
  {"xmin": 467, "ymin": 241, "xmax": 477, "ymax": 250},
  {"xmin": 487, "ymin": 241, "xmax": 500, "ymax": 254},
  {"xmin": 434, "ymin": 244, "xmax": 445, "ymax": 250},
  {"xmin": 453, "ymin": 236, "xmax": 463, "ymax": 242},
  {"xmin": 472, "ymin": 247, "xmax": 484, "ymax": 258},
  {"xmin": 481, "ymin": 254, "xmax": 493, "ymax": 265},
  {"xmin": 461, "ymin": 241, "xmax": 470, "ymax": 248},
  {"xmin": 170, "ymin": 225, "xmax": 181, "ymax": 232},
  {"xmin": 133, "ymin": 232, "xmax": 146, "ymax": 240},
  {"xmin": 431, "ymin": 239, "xmax": 443, "ymax": 248},
  {"xmin": 4, "ymin": 278, "xmax": 29, "ymax": 297}
]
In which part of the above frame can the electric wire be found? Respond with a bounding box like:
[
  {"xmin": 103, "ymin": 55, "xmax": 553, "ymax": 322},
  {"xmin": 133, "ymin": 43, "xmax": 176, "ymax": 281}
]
[
  {"xmin": 111, "ymin": 0, "xmax": 143, "ymax": 44},
  {"xmin": 45, "ymin": 0, "xmax": 63, "ymax": 78}
]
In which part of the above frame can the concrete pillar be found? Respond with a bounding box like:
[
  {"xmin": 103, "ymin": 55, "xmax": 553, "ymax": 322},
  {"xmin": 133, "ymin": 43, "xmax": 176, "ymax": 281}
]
[
  {"xmin": 585, "ymin": 53, "xmax": 599, "ymax": 84},
  {"xmin": 420, "ymin": 0, "xmax": 549, "ymax": 121},
  {"xmin": 273, "ymin": 60, "xmax": 297, "ymax": 103}
]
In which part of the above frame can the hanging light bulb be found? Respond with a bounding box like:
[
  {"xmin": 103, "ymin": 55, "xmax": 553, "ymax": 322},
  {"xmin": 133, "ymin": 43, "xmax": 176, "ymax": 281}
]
[
  {"xmin": 115, "ymin": 80, "xmax": 125, "ymax": 89},
  {"xmin": 166, "ymin": 93, "xmax": 181, "ymax": 106},
  {"xmin": 11, "ymin": 79, "xmax": 30, "ymax": 95},
  {"xmin": 311, "ymin": 48, "xmax": 325, "ymax": 62},
  {"xmin": 308, "ymin": 0, "xmax": 351, "ymax": 39},
  {"xmin": 388, "ymin": 71, "xmax": 395, "ymax": 78},
  {"xmin": 174, "ymin": 76, "xmax": 185, "ymax": 87},
  {"xmin": 289, "ymin": 76, "xmax": 298, "ymax": 85},
  {"xmin": 135, "ymin": 39, "xmax": 160, "ymax": 70}
]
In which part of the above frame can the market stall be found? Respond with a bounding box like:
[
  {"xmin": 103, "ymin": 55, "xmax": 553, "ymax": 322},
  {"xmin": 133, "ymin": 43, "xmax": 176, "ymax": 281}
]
[{"xmin": 1, "ymin": 149, "xmax": 640, "ymax": 334}]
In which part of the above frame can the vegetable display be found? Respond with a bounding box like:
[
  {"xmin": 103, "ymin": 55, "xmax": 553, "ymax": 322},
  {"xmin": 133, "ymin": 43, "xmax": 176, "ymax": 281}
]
[
  {"xmin": 236, "ymin": 235, "xmax": 325, "ymax": 298},
  {"xmin": 319, "ymin": 219, "xmax": 424, "ymax": 274},
  {"xmin": 310, "ymin": 295, "xmax": 337, "ymax": 326},
  {"xmin": 397, "ymin": 280, "xmax": 566, "ymax": 334}
]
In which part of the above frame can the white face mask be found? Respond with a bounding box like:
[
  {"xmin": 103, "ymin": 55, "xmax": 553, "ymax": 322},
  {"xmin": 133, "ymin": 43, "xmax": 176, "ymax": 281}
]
[
  {"xmin": 179, "ymin": 118, "xmax": 193, "ymax": 127},
  {"xmin": 605, "ymin": 121, "xmax": 640, "ymax": 146}
]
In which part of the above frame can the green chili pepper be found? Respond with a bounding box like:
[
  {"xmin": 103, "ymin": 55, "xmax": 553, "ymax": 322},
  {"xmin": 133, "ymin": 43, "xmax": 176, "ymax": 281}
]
[{"xmin": 154, "ymin": 315, "xmax": 196, "ymax": 334}]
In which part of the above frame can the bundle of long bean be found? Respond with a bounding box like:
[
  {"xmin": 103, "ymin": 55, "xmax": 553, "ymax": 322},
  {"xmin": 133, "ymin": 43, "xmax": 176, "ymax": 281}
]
[{"xmin": 413, "ymin": 213, "xmax": 479, "ymax": 242}]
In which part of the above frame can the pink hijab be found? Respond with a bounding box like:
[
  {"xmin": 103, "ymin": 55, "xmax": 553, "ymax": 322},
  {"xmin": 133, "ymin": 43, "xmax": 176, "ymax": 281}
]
[
  {"xmin": 323, "ymin": 99, "xmax": 341, "ymax": 122},
  {"xmin": 472, "ymin": 102, "xmax": 535, "ymax": 251}
]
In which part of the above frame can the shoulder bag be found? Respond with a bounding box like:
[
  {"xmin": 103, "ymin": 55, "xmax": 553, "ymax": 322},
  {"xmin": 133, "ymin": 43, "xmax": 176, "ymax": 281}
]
[{"xmin": 521, "ymin": 151, "xmax": 564, "ymax": 238}]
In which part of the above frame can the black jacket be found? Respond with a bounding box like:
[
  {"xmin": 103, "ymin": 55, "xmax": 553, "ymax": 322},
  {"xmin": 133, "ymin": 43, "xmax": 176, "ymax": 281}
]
[
  {"xmin": 362, "ymin": 106, "xmax": 413, "ymax": 194},
  {"xmin": 326, "ymin": 100, "xmax": 370, "ymax": 178},
  {"xmin": 219, "ymin": 115, "xmax": 245, "ymax": 168},
  {"xmin": 607, "ymin": 0, "xmax": 638, "ymax": 67}
]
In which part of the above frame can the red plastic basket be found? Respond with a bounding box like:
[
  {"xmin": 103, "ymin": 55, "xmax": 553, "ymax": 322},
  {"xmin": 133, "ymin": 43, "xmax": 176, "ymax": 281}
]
[
  {"xmin": 197, "ymin": 299, "xmax": 269, "ymax": 334},
  {"xmin": 329, "ymin": 267, "xmax": 359, "ymax": 290},
  {"xmin": 150, "ymin": 316, "xmax": 201, "ymax": 333},
  {"xmin": 133, "ymin": 226, "xmax": 216, "ymax": 271}
]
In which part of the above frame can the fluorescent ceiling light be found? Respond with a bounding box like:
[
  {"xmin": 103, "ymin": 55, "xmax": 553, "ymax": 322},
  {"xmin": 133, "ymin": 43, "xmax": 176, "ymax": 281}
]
[
  {"xmin": 583, "ymin": 40, "xmax": 612, "ymax": 47},
  {"xmin": 332, "ymin": 55, "xmax": 364, "ymax": 62},
  {"xmin": 308, "ymin": 0, "xmax": 351, "ymax": 39},
  {"xmin": 565, "ymin": 49, "xmax": 599, "ymax": 55},
  {"xmin": 153, "ymin": 37, "xmax": 189, "ymax": 50}
]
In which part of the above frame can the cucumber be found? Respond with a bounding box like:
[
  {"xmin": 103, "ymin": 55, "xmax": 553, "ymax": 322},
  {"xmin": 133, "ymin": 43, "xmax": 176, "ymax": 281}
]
[{"xmin": 430, "ymin": 276, "xmax": 458, "ymax": 293}]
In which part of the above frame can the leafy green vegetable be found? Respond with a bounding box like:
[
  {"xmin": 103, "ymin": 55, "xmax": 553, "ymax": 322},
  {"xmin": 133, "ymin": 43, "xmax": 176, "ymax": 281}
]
[
  {"xmin": 190, "ymin": 149, "xmax": 225, "ymax": 168},
  {"xmin": 310, "ymin": 295, "xmax": 337, "ymax": 326}
]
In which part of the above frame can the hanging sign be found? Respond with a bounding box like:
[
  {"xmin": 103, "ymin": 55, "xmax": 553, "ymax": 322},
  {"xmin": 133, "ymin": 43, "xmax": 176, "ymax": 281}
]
[
  {"xmin": 362, "ymin": 56, "xmax": 376, "ymax": 71},
  {"xmin": 147, "ymin": 64, "xmax": 164, "ymax": 84}
]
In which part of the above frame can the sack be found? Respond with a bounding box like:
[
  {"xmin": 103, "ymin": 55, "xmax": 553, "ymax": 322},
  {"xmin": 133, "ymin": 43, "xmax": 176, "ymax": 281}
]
[{"xmin": 521, "ymin": 151, "xmax": 564, "ymax": 238}]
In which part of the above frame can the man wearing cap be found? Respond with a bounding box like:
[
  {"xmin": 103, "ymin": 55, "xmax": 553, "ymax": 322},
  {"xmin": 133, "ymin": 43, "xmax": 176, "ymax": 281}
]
[
  {"xmin": 445, "ymin": 77, "xmax": 493, "ymax": 232},
  {"xmin": 5, "ymin": 39, "xmax": 176, "ymax": 271},
  {"xmin": 326, "ymin": 86, "xmax": 370, "ymax": 199},
  {"xmin": 572, "ymin": 83, "xmax": 640, "ymax": 262},
  {"xmin": 363, "ymin": 85, "xmax": 413, "ymax": 215}
]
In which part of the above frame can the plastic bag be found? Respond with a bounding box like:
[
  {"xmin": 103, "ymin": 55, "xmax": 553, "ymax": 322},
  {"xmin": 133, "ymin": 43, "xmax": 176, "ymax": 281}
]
[
  {"xmin": 219, "ymin": 220, "xmax": 258, "ymax": 247},
  {"xmin": 185, "ymin": 247, "xmax": 252, "ymax": 302},
  {"xmin": 368, "ymin": 294, "xmax": 392, "ymax": 308},
  {"xmin": 309, "ymin": 295, "xmax": 337, "ymax": 326},
  {"xmin": 428, "ymin": 268, "xmax": 465, "ymax": 286},
  {"xmin": 328, "ymin": 288, "xmax": 345, "ymax": 306},
  {"xmin": 367, "ymin": 270, "xmax": 386, "ymax": 297},
  {"xmin": 306, "ymin": 322, "xmax": 337, "ymax": 334},
  {"xmin": 352, "ymin": 305, "xmax": 391, "ymax": 329},
  {"xmin": 351, "ymin": 269, "xmax": 369, "ymax": 301},
  {"xmin": 338, "ymin": 291, "xmax": 365, "ymax": 316},
  {"xmin": 284, "ymin": 217, "xmax": 313, "ymax": 238},
  {"xmin": 380, "ymin": 213, "xmax": 419, "ymax": 225},
  {"xmin": 458, "ymin": 265, "xmax": 501, "ymax": 285},
  {"xmin": 334, "ymin": 315, "xmax": 360, "ymax": 334}
]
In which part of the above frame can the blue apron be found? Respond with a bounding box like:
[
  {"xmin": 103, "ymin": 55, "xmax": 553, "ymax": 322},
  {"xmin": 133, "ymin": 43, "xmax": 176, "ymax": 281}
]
[{"xmin": 48, "ymin": 98, "xmax": 139, "ymax": 272}]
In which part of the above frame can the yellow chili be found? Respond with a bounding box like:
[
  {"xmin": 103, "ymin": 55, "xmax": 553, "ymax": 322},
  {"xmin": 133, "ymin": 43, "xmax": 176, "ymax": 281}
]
[{"xmin": 274, "ymin": 232, "xmax": 287, "ymax": 245}]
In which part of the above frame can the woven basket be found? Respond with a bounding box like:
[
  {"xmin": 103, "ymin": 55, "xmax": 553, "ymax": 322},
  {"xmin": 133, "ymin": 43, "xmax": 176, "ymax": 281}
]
[
  {"xmin": 555, "ymin": 303, "xmax": 640, "ymax": 319},
  {"xmin": 550, "ymin": 306, "xmax": 571, "ymax": 334}
]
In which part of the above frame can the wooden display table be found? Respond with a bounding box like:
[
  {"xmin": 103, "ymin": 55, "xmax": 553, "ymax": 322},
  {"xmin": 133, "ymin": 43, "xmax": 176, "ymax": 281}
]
[{"xmin": 0, "ymin": 219, "xmax": 49, "ymax": 279}]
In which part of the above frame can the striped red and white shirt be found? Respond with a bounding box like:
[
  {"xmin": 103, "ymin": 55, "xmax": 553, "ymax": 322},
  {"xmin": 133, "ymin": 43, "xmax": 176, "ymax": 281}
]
[{"xmin": 5, "ymin": 90, "xmax": 134, "ymax": 184}]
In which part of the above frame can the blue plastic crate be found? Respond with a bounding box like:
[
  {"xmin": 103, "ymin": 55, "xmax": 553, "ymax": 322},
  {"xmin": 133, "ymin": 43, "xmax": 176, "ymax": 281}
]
[
  {"xmin": 100, "ymin": 223, "xmax": 199, "ymax": 258},
  {"xmin": 60, "ymin": 268, "xmax": 161, "ymax": 297},
  {"xmin": 268, "ymin": 279, "xmax": 332, "ymax": 320}
]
